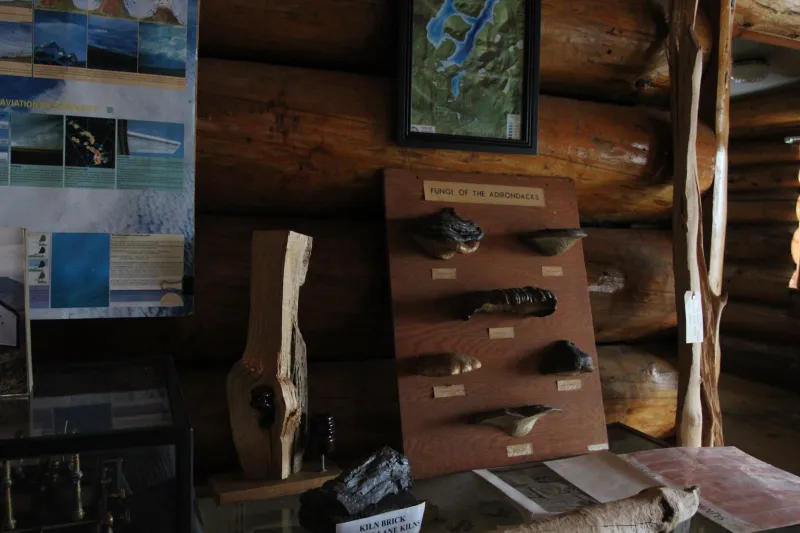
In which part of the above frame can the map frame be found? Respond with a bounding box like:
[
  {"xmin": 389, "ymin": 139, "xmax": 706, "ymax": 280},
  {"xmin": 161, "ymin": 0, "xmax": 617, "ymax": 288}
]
[{"xmin": 396, "ymin": 0, "xmax": 541, "ymax": 154}]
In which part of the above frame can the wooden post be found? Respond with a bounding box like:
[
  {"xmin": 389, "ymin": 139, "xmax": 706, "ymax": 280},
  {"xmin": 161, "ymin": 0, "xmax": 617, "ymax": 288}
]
[
  {"xmin": 227, "ymin": 231, "xmax": 313, "ymax": 479},
  {"xmin": 668, "ymin": 0, "xmax": 729, "ymax": 448}
]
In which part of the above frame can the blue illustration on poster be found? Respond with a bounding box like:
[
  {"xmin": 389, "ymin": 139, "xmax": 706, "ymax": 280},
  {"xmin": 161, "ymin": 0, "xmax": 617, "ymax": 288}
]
[{"xmin": 50, "ymin": 233, "xmax": 110, "ymax": 309}]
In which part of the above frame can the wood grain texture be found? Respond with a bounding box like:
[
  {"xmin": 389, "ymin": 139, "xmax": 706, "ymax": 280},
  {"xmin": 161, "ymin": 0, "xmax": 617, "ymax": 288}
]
[
  {"xmin": 720, "ymin": 336, "xmax": 800, "ymax": 392},
  {"xmin": 729, "ymin": 140, "xmax": 800, "ymax": 166},
  {"xmin": 729, "ymin": 165, "xmax": 800, "ymax": 191},
  {"xmin": 197, "ymin": 0, "xmax": 712, "ymax": 104},
  {"xmin": 210, "ymin": 467, "xmax": 341, "ymax": 505},
  {"xmin": 724, "ymin": 262, "xmax": 795, "ymax": 306},
  {"xmin": 725, "ymin": 223, "xmax": 800, "ymax": 264},
  {"xmin": 731, "ymin": 83, "xmax": 800, "ymax": 139},
  {"xmin": 728, "ymin": 190, "xmax": 800, "ymax": 223},
  {"xmin": 196, "ymin": 61, "xmax": 717, "ymax": 222},
  {"xmin": 384, "ymin": 170, "xmax": 606, "ymax": 478},
  {"xmin": 734, "ymin": 0, "xmax": 800, "ymax": 43},
  {"xmin": 722, "ymin": 300, "xmax": 800, "ymax": 343}
]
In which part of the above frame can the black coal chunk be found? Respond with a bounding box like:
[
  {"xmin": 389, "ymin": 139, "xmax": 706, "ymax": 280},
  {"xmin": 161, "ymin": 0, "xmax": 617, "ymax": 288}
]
[{"xmin": 299, "ymin": 447, "xmax": 417, "ymax": 533}]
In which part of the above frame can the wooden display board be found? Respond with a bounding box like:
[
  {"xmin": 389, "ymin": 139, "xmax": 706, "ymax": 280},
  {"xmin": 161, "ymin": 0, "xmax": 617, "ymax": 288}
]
[{"xmin": 384, "ymin": 169, "xmax": 608, "ymax": 479}]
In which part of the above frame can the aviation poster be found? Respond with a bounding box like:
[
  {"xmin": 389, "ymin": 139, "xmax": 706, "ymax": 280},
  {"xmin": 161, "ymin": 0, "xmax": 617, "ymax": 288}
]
[{"xmin": 0, "ymin": 0, "xmax": 196, "ymax": 319}]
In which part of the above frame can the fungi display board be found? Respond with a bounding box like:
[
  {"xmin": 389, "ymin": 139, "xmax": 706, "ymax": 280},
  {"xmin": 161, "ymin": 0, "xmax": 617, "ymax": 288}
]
[{"xmin": 384, "ymin": 169, "xmax": 607, "ymax": 479}]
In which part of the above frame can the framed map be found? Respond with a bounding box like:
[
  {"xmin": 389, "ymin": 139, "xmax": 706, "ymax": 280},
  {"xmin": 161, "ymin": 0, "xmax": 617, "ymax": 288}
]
[{"xmin": 397, "ymin": 0, "xmax": 540, "ymax": 154}]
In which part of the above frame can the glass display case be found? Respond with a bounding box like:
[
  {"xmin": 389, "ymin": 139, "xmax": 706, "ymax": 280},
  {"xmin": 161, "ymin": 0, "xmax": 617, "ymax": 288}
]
[{"xmin": 0, "ymin": 357, "xmax": 193, "ymax": 533}]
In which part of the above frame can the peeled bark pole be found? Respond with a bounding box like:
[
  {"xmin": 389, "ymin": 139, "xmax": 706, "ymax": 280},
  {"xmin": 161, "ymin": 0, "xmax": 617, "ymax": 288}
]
[
  {"xmin": 668, "ymin": 0, "xmax": 726, "ymax": 448},
  {"xmin": 496, "ymin": 486, "xmax": 700, "ymax": 533},
  {"xmin": 227, "ymin": 231, "xmax": 313, "ymax": 479}
]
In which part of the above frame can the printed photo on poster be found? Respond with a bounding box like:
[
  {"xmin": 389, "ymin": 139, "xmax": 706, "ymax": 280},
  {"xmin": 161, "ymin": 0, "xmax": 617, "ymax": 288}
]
[
  {"xmin": 33, "ymin": 9, "xmax": 87, "ymax": 67},
  {"xmin": 10, "ymin": 112, "xmax": 63, "ymax": 166},
  {"xmin": 0, "ymin": 227, "xmax": 31, "ymax": 398},
  {"xmin": 65, "ymin": 116, "xmax": 115, "ymax": 168},
  {"xmin": 0, "ymin": 0, "xmax": 33, "ymax": 9},
  {"xmin": 138, "ymin": 22, "xmax": 186, "ymax": 77},
  {"xmin": 0, "ymin": 21, "xmax": 32, "ymax": 65},
  {"xmin": 87, "ymin": 15, "xmax": 137, "ymax": 73}
]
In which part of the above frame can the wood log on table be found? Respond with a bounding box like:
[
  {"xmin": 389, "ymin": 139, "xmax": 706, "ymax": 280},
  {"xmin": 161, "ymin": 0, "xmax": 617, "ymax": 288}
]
[
  {"xmin": 196, "ymin": 61, "xmax": 717, "ymax": 222},
  {"xmin": 729, "ymin": 140, "xmax": 800, "ymax": 166},
  {"xmin": 724, "ymin": 262, "xmax": 795, "ymax": 306},
  {"xmin": 722, "ymin": 300, "xmax": 800, "ymax": 343},
  {"xmin": 720, "ymin": 336, "xmax": 800, "ymax": 392},
  {"xmin": 729, "ymin": 165, "xmax": 800, "ymax": 191},
  {"xmin": 734, "ymin": 0, "xmax": 800, "ymax": 44},
  {"xmin": 725, "ymin": 223, "xmax": 800, "ymax": 264},
  {"xmin": 185, "ymin": 343, "xmax": 679, "ymax": 481},
  {"xmin": 728, "ymin": 190, "xmax": 800, "ymax": 223},
  {"xmin": 197, "ymin": 0, "xmax": 712, "ymax": 105},
  {"xmin": 731, "ymin": 83, "xmax": 800, "ymax": 139}
]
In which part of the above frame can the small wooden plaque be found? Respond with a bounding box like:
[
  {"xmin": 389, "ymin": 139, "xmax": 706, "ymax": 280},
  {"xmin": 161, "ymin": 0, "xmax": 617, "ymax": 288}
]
[
  {"xmin": 557, "ymin": 379, "xmax": 583, "ymax": 392},
  {"xmin": 488, "ymin": 327, "xmax": 515, "ymax": 339},
  {"xmin": 433, "ymin": 384, "xmax": 466, "ymax": 398},
  {"xmin": 432, "ymin": 268, "xmax": 457, "ymax": 280},
  {"xmin": 210, "ymin": 465, "xmax": 340, "ymax": 505}
]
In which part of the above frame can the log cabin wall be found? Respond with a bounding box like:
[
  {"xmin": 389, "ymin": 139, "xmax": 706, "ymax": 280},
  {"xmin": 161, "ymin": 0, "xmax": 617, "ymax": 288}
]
[
  {"xmin": 723, "ymin": 81, "xmax": 800, "ymax": 390},
  {"xmin": 29, "ymin": 0, "xmax": 792, "ymax": 481}
]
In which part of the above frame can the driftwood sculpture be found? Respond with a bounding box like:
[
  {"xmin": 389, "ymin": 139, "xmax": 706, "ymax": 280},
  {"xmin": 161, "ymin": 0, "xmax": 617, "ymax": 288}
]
[
  {"xmin": 520, "ymin": 229, "xmax": 587, "ymax": 256},
  {"xmin": 410, "ymin": 208, "xmax": 484, "ymax": 260},
  {"xmin": 227, "ymin": 230, "xmax": 313, "ymax": 480},
  {"xmin": 463, "ymin": 287, "xmax": 557, "ymax": 320},
  {"xmin": 417, "ymin": 353, "xmax": 482, "ymax": 377},
  {"xmin": 540, "ymin": 341, "xmax": 596, "ymax": 375},
  {"xmin": 494, "ymin": 486, "xmax": 699, "ymax": 533},
  {"xmin": 469, "ymin": 405, "xmax": 559, "ymax": 437}
]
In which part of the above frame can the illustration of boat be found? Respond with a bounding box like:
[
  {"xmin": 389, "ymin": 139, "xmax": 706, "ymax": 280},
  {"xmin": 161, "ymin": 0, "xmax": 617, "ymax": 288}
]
[{"xmin": 128, "ymin": 131, "xmax": 181, "ymax": 155}]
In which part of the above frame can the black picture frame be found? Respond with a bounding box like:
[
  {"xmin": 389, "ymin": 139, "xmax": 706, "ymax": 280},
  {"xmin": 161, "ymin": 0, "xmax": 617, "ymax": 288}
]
[{"xmin": 397, "ymin": 0, "xmax": 541, "ymax": 154}]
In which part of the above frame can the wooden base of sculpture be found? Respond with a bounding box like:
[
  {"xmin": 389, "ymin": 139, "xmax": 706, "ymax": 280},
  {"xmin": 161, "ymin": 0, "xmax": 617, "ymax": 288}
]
[
  {"xmin": 210, "ymin": 463, "xmax": 340, "ymax": 505},
  {"xmin": 227, "ymin": 231, "xmax": 313, "ymax": 480}
]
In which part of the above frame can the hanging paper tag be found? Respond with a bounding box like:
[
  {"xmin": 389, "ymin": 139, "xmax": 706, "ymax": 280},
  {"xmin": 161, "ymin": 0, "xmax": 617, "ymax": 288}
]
[{"xmin": 684, "ymin": 291, "xmax": 704, "ymax": 344}]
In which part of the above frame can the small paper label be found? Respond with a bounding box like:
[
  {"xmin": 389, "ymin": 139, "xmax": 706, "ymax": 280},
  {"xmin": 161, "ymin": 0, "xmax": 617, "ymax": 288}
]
[
  {"xmin": 684, "ymin": 291, "xmax": 704, "ymax": 344},
  {"xmin": 410, "ymin": 124, "xmax": 436, "ymax": 134},
  {"xmin": 542, "ymin": 266, "xmax": 564, "ymax": 277},
  {"xmin": 433, "ymin": 385, "xmax": 465, "ymax": 398},
  {"xmin": 557, "ymin": 379, "xmax": 583, "ymax": 391},
  {"xmin": 424, "ymin": 180, "xmax": 545, "ymax": 207},
  {"xmin": 588, "ymin": 443, "xmax": 610, "ymax": 452},
  {"xmin": 336, "ymin": 503, "xmax": 425, "ymax": 533},
  {"xmin": 507, "ymin": 443, "xmax": 534, "ymax": 457},
  {"xmin": 431, "ymin": 268, "xmax": 457, "ymax": 280},
  {"xmin": 489, "ymin": 327, "xmax": 515, "ymax": 339},
  {"xmin": 506, "ymin": 114, "xmax": 522, "ymax": 140}
]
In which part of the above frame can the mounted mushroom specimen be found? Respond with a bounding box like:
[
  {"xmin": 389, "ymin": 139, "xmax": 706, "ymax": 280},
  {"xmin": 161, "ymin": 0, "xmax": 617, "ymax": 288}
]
[
  {"xmin": 410, "ymin": 208, "xmax": 484, "ymax": 260},
  {"xmin": 463, "ymin": 286, "xmax": 557, "ymax": 320},
  {"xmin": 539, "ymin": 341, "xmax": 596, "ymax": 376},
  {"xmin": 520, "ymin": 228, "xmax": 587, "ymax": 256},
  {"xmin": 417, "ymin": 353, "xmax": 482, "ymax": 377},
  {"xmin": 469, "ymin": 405, "xmax": 560, "ymax": 437}
]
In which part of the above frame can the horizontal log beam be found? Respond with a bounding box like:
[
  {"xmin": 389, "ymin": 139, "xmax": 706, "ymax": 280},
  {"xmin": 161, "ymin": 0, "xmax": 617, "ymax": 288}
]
[
  {"xmin": 197, "ymin": 0, "xmax": 712, "ymax": 104},
  {"xmin": 734, "ymin": 0, "xmax": 800, "ymax": 44},
  {"xmin": 33, "ymin": 219, "xmax": 677, "ymax": 364},
  {"xmin": 722, "ymin": 300, "xmax": 799, "ymax": 343},
  {"xmin": 731, "ymin": 83, "xmax": 800, "ymax": 139},
  {"xmin": 184, "ymin": 343, "xmax": 679, "ymax": 480},
  {"xmin": 729, "ymin": 140, "xmax": 800, "ymax": 167},
  {"xmin": 197, "ymin": 61, "xmax": 716, "ymax": 221},
  {"xmin": 724, "ymin": 262, "xmax": 795, "ymax": 305},
  {"xmin": 728, "ymin": 191, "xmax": 799, "ymax": 223},
  {"xmin": 725, "ymin": 223, "xmax": 800, "ymax": 264},
  {"xmin": 729, "ymin": 165, "xmax": 800, "ymax": 191},
  {"xmin": 720, "ymin": 335, "xmax": 800, "ymax": 392}
]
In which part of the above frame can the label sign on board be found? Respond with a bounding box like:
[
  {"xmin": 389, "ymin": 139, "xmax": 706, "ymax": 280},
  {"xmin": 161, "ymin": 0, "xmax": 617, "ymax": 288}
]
[
  {"xmin": 433, "ymin": 385, "xmax": 465, "ymax": 398},
  {"xmin": 557, "ymin": 379, "xmax": 583, "ymax": 391},
  {"xmin": 542, "ymin": 266, "xmax": 564, "ymax": 277},
  {"xmin": 424, "ymin": 181, "xmax": 545, "ymax": 207},
  {"xmin": 488, "ymin": 327, "xmax": 515, "ymax": 339},
  {"xmin": 507, "ymin": 443, "xmax": 534, "ymax": 457},
  {"xmin": 336, "ymin": 503, "xmax": 425, "ymax": 533},
  {"xmin": 431, "ymin": 268, "xmax": 457, "ymax": 280}
]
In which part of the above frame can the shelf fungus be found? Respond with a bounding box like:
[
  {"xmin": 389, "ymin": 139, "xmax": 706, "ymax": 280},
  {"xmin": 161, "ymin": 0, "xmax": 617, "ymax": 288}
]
[
  {"xmin": 539, "ymin": 341, "xmax": 596, "ymax": 376},
  {"xmin": 469, "ymin": 405, "xmax": 560, "ymax": 437},
  {"xmin": 463, "ymin": 286, "xmax": 557, "ymax": 320},
  {"xmin": 520, "ymin": 228, "xmax": 587, "ymax": 256},
  {"xmin": 410, "ymin": 208, "xmax": 484, "ymax": 260},
  {"xmin": 417, "ymin": 353, "xmax": 482, "ymax": 377}
]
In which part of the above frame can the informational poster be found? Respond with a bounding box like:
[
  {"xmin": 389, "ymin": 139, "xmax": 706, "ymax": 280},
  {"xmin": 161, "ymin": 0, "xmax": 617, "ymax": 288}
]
[
  {"xmin": 0, "ymin": 227, "xmax": 31, "ymax": 398},
  {"xmin": 0, "ymin": 0, "xmax": 197, "ymax": 319}
]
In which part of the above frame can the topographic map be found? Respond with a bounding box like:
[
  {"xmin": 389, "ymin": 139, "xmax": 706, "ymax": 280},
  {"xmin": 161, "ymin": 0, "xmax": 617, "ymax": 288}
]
[{"xmin": 410, "ymin": 0, "xmax": 525, "ymax": 139}]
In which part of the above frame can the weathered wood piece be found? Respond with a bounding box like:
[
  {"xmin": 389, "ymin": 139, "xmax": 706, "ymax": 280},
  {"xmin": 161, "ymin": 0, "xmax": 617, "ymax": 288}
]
[
  {"xmin": 734, "ymin": 0, "xmax": 800, "ymax": 44},
  {"xmin": 495, "ymin": 486, "xmax": 699, "ymax": 533},
  {"xmin": 729, "ymin": 165, "xmax": 800, "ymax": 191},
  {"xmin": 731, "ymin": 83, "xmax": 800, "ymax": 139},
  {"xmin": 729, "ymin": 140, "xmax": 800, "ymax": 166},
  {"xmin": 385, "ymin": 170, "xmax": 606, "ymax": 478},
  {"xmin": 198, "ymin": 1, "xmax": 712, "ymax": 104},
  {"xmin": 722, "ymin": 301, "xmax": 800, "ymax": 343},
  {"xmin": 227, "ymin": 231, "xmax": 313, "ymax": 480},
  {"xmin": 726, "ymin": 223, "xmax": 800, "ymax": 264},
  {"xmin": 196, "ymin": 62, "xmax": 717, "ymax": 222},
  {"xmin": 723, "ymin": 262, "xmax": 795, "ymax": 305}
]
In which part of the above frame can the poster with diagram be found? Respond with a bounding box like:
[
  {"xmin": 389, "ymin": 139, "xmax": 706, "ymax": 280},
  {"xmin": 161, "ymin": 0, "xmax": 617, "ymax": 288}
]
[{"xmin": 0, "ymin": 0, "xmax": 196, "ymax": 319}]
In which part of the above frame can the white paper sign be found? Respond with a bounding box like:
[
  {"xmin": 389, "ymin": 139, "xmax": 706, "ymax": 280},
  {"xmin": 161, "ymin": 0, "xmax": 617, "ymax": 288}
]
[
  {"xmin": 336, "ymin": 503, "xmax": 425, "ymax": 533},
  {"xmin": 684, "ymin": 291, "xmax": 704, "ymax": 344}
]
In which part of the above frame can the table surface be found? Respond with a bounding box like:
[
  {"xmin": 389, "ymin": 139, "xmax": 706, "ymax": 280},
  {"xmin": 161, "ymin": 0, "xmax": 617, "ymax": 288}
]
[{"xmin": 198, "ymin": 424, "xmax": 800, "ymax": 533}]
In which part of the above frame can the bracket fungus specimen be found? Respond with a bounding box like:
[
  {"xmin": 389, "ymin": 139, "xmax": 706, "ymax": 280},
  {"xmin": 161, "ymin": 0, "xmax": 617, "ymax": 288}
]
[
  {"xmin": 417, "ymin": 353, "xmax": 482, "ymax": 377},
  {"xmin": 520, "ymin": 228, "xmax": 587, "ymax": 256},
  {"xmin": 539, "ymin": 341, "xmax": 596, "ymax": 375},
  {"xmin": 410, "ymin": 208, "xmax": 484, "ymax": 260},
  {"xmin": 469, "ymin": 405, "xmax": 560, "ymax": 437},
  {"xmin": 463, "ymin": 286, "xmax": 557, "ymax": 320}
]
